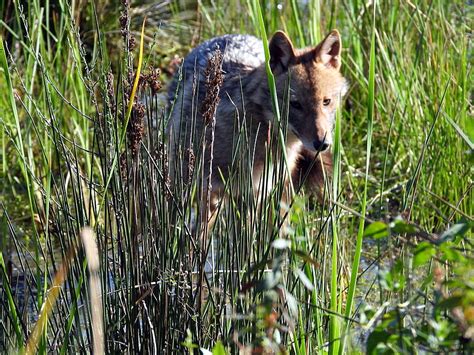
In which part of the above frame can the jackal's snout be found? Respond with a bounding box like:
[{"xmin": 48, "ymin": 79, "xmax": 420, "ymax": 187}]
[
  {"xmin": 313, "ymin": 117, "xmax": 334, "ymax": 152},
  {"xmin": 313, "ymin": 137, "xmax": 330, "ymax": 152}
]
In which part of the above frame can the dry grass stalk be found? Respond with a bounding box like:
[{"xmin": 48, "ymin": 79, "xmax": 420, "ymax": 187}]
[{"xmin": 80, "ymin": 227, "xmax": 104, "ymax": 355}]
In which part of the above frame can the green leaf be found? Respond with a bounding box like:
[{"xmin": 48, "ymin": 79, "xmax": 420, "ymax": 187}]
[
  {"xmin": 379, "ymin": 261, "xmax": 406, "ymax": 291},
  {"xmin": 212, "ymin": 341, "xmax": 227, "ymax": 355},
  {"xmin": 366, "ymin": 329, "xmax": 391, "ymax": 355},
  {"xmin": 437, "ymin": 295, "xmax": 464, "ymax": 310},
  {"xmin": 391, "ymin": 219, "xmax": 417, "ymax": 234},
  {"xmin": 438, "ymin": 219, "xmax": 472, "ymax": 244},
  {"xmin": 413, "ymin": 242, "xmax": 436, "ymax": 267},
  {"xmin": 380, "ymin": 310, "xmax": 399, "ymax": 329},
  {"xmin": 182, "ymin": 329, "xmax": 198, "ymax": 350},
  {"xmin": 364, "ymin": 221, "xmax": 389, "ymax": 239},
  {"xmin": 439, "ymin": 243, "xmax": 466, "ymax": 262}
]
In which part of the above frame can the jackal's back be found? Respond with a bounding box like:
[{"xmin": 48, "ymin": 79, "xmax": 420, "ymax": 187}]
[{"xmin": 167, "ymin": 34, "xmax": 264, "ymax": 103}]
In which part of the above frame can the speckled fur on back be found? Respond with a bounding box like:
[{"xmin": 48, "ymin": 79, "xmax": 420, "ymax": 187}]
[
  {"xmin": 167, "ymin": 30, "xmax": 348, "ymax": 214},
  {"xmin": 167, "ymin": 34, "xmax": 265, "ymax": 103}
]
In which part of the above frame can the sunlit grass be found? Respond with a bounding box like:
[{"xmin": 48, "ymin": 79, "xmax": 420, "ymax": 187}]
[{"xmin": 0, "ymin": 0, "xmax": 472, "ymax": 353}]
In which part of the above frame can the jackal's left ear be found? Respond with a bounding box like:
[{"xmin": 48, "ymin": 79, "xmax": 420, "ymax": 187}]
[
  {"xmin": 269, "ymin": 31, "xmax": 295, "ymax": 73},
  {"xmin": 315, "ymin": 30, "xmax": 342, "ymax": 70}
]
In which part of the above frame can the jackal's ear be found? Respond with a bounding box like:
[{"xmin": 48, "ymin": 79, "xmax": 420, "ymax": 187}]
[
  {"xmin": 269, "ymin": 31, "xmax": 295, "ymax": 73},
  {"xmin": 315, "ymin": 30, "xmax": 341, "ymax": 70}
]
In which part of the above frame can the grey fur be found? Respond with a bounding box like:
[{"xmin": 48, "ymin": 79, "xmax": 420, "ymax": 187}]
[{"xmin": 167, "ymin": 34, "xmax": 264, "ymax": 103}]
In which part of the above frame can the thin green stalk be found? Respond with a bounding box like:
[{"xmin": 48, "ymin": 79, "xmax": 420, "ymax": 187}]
[
  {"xmin": 0, "ymin": 39, "xmax": 29, "ymax": 202},
  {"xmin": 0, "ymin": 251, "xmax": 24, "ymax": 349},
  {"xmin": 309, "ymin": 0, "xmax": 321, "ymax": 44},
  {"xmin": 339, "ymin": 3, "xmax": 376, "ymax": 354},
  {"xmin": 252, "ymin": 0, "xmax": 294, "ymax": 193},
  {"xmin": 329, "ymin": 87, "xmax": 343, "ymax": 355},
  {"xmin": 289, "ymin": 0, "xmax": 305, "ymax": 46}
]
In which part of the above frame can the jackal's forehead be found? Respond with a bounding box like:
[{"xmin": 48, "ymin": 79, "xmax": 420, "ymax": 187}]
[{"xmin": 288, "ymin": 63, "xmax": 346, "ymax": 98}]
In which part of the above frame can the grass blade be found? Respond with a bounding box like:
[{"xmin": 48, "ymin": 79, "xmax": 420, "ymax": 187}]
[
  {"xmin": 329, "ymin": 73, "xmax": 344, "ymax": 355},
  {"xmin": 340, "ymin": 2, "xmax": 376, "ymax": 354}
]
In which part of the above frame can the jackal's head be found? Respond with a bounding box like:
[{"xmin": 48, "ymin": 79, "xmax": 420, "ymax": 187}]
[{"xmin": 269, "ymin": 30, "xmax": 348, "ymax": 152}]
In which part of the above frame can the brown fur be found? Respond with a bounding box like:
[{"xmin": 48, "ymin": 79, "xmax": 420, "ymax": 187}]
[{"xmin": 168, "ymin": 30, "xmax": 348, "ymax": 223}]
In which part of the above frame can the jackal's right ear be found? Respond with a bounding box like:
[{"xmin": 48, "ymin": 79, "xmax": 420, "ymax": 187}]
[
  {"xmin": 269, "ymin": 31, "xmax": 295, "ymax": 73},
  {"xmin": 315, "ymin": 30, "xmax": 342, "ymax": 70}
]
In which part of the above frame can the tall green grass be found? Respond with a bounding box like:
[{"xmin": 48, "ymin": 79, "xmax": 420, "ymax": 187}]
[
  {"xmin": 339, "ymin": 3, "xmax": 376, "ymax": 354},
  {"xmin": 1, "ymin": 0, "xmax": 472, "ymax": 353}
]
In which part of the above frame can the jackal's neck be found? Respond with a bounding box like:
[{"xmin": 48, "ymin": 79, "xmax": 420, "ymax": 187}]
[
  {"xmin": 236, "ymin": 65, "xmax": 274, "ymax": 121},
  {"xmin": 239, "ymin": 65, "xmax": 266, "ymax": 95}
]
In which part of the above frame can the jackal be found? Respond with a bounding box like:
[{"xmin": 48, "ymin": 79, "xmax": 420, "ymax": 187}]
[{"xmin": 167, "ymin": 30, "xmax": 348, "ymax": 222}]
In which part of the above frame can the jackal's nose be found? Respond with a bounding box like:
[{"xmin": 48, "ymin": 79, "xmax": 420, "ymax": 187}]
[{"xmin": 313, "ymin": 139, "xmax": 330, "ymax": 152}]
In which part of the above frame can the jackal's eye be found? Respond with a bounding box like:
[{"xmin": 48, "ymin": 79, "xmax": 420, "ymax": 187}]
[
  {"xmin": 290, "ymin": 100, "xmax": 303, "ymax": 110},
  {"xmin": 323, "ymin": 98, "xmax": 331, "ymax": 106}
]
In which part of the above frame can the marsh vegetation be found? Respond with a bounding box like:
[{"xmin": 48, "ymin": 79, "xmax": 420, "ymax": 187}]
[{"xmin": 0, "ymin": 0, "xmax": 472, "ymax": 353}]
